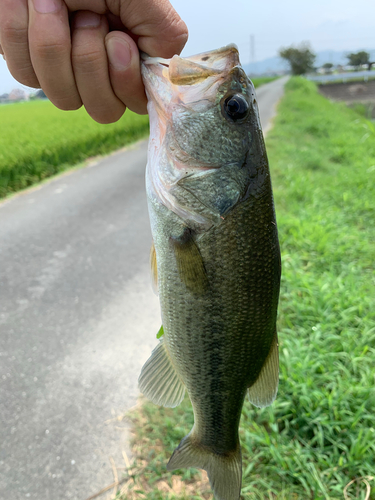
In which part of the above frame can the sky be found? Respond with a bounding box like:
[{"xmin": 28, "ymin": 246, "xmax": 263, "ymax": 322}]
[{"xmin": 1, "ymin": 0, "xmax": 375, "ymax": 94}]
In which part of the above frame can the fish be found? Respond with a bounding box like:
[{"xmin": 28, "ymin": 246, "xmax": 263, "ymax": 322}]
[{"xmin": 138, "ymin": 44, "xmax": 281, "ymax": 500}]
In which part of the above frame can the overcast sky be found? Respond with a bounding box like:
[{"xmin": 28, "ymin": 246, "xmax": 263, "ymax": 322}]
[{"xmin": 1, "ymin": 0, "xmax": 374, "ymax": 94}]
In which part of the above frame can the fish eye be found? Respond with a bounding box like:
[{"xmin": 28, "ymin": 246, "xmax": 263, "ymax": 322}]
[{"xmin": 223, "ymin": 94, "xmax": 249, "ymax": 121}]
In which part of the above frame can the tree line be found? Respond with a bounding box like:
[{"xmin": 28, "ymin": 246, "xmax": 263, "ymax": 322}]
[{"xmin": 279, "ymin": 44, "xmax": 374, "ymax": 75}]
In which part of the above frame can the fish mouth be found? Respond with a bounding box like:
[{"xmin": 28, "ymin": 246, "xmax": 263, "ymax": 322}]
[
  {"xmin": 141, "ymin": 44, "xmax": 242, "ymax": 117},
  {"xmin": 141, "ymin": 44, "xmax": 240, "ymax": 88},
  {"xmin": 141, "ymin": 44, "xmax": 240, "ymax": 86}
]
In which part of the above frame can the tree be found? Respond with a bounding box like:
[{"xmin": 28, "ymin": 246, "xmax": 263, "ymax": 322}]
[
  {"xmin": 346, "ymin": 51, "xmax": 372, "ymax": 70},
  {"xmin": 29, "ymin": 90, "xmax": 48, "ymax": 100},
  {"xmin": 279, "ymin": 43, "xmax": 316, "ymax": 75},
  {"xmin": 36, "ymin": 89, "xmax": 48, "ymax": 99},
  {"xmin": 322, "ymin": 62, "xmax": 334, "ymax": 74}
]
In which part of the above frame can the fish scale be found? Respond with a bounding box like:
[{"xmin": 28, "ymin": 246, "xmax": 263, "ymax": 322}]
[{"xmin": 139, "ymin": 44, "xmax": 281, "ymax": 500}]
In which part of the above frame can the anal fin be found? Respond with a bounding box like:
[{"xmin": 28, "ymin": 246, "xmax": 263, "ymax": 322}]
[
  {"xmin": 138, "ymin": 338, "xmax": 185, "ymax": 408},
  {"xmin": 248, "ymin": 332, "xmax": 279, "ymax": 408}
]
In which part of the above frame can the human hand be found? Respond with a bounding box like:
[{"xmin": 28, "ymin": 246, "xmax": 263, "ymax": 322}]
[{"xmin": 0, "ymin": 0, "xmax": 188, "ymax": 123}]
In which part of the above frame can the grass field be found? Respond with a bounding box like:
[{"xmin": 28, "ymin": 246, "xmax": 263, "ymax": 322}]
[
  {"xmin": 0, "ymin": 100, "xmax": 149, "ymax": 198},
  {"xmin": 251, "ymin": 76, "xmax": 280, "ymax": 87},
  {"xmin": 112, "ymin": 78, "xmax": 375, "ymax": 500}
]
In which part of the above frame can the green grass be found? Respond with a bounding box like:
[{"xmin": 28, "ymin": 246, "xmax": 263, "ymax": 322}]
[
  {"xmin": 0, "ymin": 100, "xmax": 149, "ymax": 198},
  {"xmin": 349, "ymin": 103, "xmax": 375, "ymax": 120},
  {"xmin": 251, "ymin": 76, "xmax": 279, "ymax": 88},
  {"xmin": 114, "ymin": 77, "xmax": 375, "ymax": 500}
]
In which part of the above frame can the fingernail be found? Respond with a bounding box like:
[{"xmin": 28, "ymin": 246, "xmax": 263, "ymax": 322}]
[
  {"xmin": 106, "ymin": 38, "xmax": 131, "ymax": 71},
  {"xmin": 74, "ymin": 12, "xmax": 101, "ymax": 29},
  {"xmin": 33, "ymin": 0, "xmax": 61, "ymax": 14}
]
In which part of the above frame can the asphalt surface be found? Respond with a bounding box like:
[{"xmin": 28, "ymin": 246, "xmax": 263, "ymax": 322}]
[{"xmin": 0, "ymin": 75, "xmax": 288, "ymax": 500}]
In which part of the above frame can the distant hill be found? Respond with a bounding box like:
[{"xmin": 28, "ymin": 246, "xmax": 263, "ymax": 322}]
[{"xmin": 243, "ymin": 49, "xmax": 375, "ymax": 75}]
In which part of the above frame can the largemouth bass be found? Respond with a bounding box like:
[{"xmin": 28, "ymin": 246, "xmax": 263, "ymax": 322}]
[{"xmin": 139, "ymin": 44, "xmax": 281, "ymax": 500}]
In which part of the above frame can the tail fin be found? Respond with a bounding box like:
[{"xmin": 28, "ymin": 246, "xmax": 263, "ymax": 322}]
[{"xmin": 167, "ymin": 433, "xmax": 242, "ymax": 500}]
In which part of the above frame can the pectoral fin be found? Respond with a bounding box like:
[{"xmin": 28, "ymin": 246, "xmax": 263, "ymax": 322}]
[
  {"xmin": 171, "ymin": 228, "xmax": 209, "ymax": 295},
  {"xmin": 138, "ymin": 338, "xmax": 185, "ymax": 408},
  {"xmin": 248, "ymin": 333, "xmax": 279, "ymax": 408},
  {"xmin": 150, "ymin": 241, "xmax": 158, "ymax": 295}
]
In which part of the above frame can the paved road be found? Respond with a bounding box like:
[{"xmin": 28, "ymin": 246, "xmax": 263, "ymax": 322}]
[
  {"xmin": 255, "ymin": 76, "xmax": 288, "ymax": 134},
  {"xmin": 0, "ymin": 76, "xmax": 287, "ymax": 500}
]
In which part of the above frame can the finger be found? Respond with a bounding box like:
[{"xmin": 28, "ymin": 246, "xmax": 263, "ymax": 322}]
[
  {"xmin": 71, "ymin": 11, "xmax": 126, "ymax": 124},
  {"xmin": 105, "ymin": 31, "xmax": 147, "ymax": 115},
  {"xmin": 64, "ymin": 0, "xmax": 188, "ymax": 57},
  {"xmin": 106, "ymin": 13, "xmax": 129, "ymax": 33},
  {"xmin": 117, "ymin": 0, "xmax": 188, "ymax": 58},
  {"xmin": 27, "ymin": 0, "xmax": 81, "ymax": 110},
  {"xmin": 0, "ymin": 0, "xmax": 40, "ymax": 88}
]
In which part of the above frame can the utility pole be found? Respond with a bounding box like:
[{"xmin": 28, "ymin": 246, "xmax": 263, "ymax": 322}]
[{"xmin": 250, "ymin": 35, "xmax": 255, "ymax": 64}]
